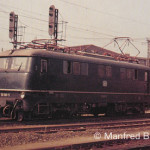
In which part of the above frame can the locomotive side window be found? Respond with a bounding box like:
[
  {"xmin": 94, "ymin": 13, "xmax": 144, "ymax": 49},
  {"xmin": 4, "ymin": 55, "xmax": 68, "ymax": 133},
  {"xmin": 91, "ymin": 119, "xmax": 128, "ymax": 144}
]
[
  {"xmin": 73, "ymin": 62, "xmax": 80, "ymax": 75},
  {"xmin": 145, "ymin": 72, "xmax": 148, "ymax": 81},
  {"xmin": 134, "ymin": 69, "xmax": 138, "ymax": 80},
  {"xmin": 63, "ymin": 61, "xmax": 72, "ymax": 74},
  {"xmin": 120, "ymin": 68, "xmax": 126, "ymax": 80},
  {"xmin": 41, "ymin": 59, "xmax": 47, "ymax": 73},
  {"xmin": 127, "ymin": 69, "xmax": 133, "ymax": 80},
  {"xmin": 98, "ymin": 65, "xmax": 112, "ymax": 78},
  {"xmin": 106, "ymin": 66, "xmax": 112, "ymax": 77},
  {"xmin": 98, "ymin": 65, "xmax": 105, "ymax": 78},
  {"xmin": 81, "ymin": 63, "xmax": 88, "ymax": 75}
]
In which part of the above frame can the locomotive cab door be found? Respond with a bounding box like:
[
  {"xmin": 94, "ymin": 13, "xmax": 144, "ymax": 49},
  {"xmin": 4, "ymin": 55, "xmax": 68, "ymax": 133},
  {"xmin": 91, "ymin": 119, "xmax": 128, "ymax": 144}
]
[{"xmin": 40, "ymin": 59, "xmax": 48, "ymax": 89}]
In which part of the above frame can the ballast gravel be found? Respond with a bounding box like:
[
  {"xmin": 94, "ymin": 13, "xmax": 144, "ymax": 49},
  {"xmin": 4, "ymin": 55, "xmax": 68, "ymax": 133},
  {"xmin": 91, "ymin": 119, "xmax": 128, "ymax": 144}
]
[{"xmin": 0, "ymin": 126, "xmax": 150, "ymax": 149}]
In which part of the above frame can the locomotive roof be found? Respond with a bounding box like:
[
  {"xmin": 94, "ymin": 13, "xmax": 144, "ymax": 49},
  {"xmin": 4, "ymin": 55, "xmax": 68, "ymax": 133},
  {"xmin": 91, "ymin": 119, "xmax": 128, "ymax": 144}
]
[{"xmin": 0, "ymin": 48, "xmax": 149, "ymax": 70}]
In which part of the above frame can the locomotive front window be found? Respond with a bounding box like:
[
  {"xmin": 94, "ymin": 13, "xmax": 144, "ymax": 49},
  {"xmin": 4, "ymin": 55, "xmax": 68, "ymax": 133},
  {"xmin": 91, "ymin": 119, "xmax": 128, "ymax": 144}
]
[
  {"xmin": 0, "ymin": 57, "xmax": 30, "ymax": 71},
  {"xmin": 11, "ymin": 57, "xmax": 28, "ymax": 71},
  {"xmin": 0, "ymin": 58, "xmax": 9, "ymax": 69}
]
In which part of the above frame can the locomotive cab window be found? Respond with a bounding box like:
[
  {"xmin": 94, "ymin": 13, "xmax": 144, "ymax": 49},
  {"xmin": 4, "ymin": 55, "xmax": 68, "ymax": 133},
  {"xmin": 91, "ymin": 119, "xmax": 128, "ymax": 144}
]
[
  {"xmin": 63, "ymin": 60, "xmax": 72, "ymax": 74},
  {"xmin": 11, "ymin": 57, "xmax": 28, "ymax": 71},
  {"xmin": 41, "ymin": 59, "xmax": 47, "ymax": 73},
  {"xmin": 0, "ymin": 58, "xmax": 9, "ymax": 69},
  {"xmin": 0, "ymin": 57, "xmax": 30, "ymax": 71}
]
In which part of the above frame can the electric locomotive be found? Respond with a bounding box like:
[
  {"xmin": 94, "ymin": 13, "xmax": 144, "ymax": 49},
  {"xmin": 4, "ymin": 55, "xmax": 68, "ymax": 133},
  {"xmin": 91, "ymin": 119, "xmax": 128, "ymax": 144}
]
[{"xmin": 0, "ymin": 48, "xmax": 150, "ymax": 121}]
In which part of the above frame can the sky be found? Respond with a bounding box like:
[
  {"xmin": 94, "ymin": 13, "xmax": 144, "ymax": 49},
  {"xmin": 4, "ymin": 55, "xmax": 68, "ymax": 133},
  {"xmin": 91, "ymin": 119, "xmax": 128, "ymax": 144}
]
[{"xmin": 0, "ymin": 0, "xmax": 150, "ymax": 57}]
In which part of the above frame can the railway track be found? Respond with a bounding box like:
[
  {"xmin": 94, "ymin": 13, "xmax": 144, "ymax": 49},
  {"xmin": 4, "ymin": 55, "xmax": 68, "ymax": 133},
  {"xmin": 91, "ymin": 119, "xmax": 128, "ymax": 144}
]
[
  {"xmin": 1, "ymin": 113, "xmax": 150, "ymax": 126},
  {"xmin": 1, "ymin": 118, "xmax": 150, "ymax": 133},
  {"xmin": 1, "ymin": 118, "xmax": 150, "ymax": 149}
]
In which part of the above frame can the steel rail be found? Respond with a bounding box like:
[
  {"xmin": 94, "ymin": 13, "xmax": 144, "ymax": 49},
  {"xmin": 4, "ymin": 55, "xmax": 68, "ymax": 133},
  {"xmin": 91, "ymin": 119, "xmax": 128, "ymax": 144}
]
[{"xmin": 1, "ymin": 118, "xmax": 150, "ymax": 133}]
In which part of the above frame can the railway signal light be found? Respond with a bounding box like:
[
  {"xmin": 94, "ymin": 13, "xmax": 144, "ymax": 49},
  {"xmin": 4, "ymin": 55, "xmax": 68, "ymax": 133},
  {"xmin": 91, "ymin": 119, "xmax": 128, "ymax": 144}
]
[
  {"xmin": 9, "ymin": 12, "xmax": 15, "ymax": 39},
  {"xmin": 49, "ymin": 5, "xmax": 55, "ymax": 36}
]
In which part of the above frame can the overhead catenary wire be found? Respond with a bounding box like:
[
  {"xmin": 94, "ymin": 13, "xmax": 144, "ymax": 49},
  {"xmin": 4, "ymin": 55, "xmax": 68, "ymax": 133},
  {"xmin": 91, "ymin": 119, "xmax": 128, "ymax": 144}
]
[
  {"xmin": 0, "ymin": 2, "xmax": 148, "ymax": 41},
  {"xmin": 0, "ymin": 8, "xmax": 115, "ymax": 39},
  {"xmin": 60, "ymin": 0, "xmax": 150, "ymax": 26},
  {"xmin": 0, "ymin": 1, "xmax": 148, "ymax": 38},
  {"xmin": 0, "ymin": 0, "xmax": 149, "ymax": 57}
]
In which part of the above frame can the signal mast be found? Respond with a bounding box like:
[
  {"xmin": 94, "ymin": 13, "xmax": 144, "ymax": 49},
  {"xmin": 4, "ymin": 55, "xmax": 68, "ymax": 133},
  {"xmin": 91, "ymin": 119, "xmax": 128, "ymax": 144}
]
[
  {"xmin": 48, "ymin": 5, "xmax": 58, "ymax": 46},
  {"xmin": 9, "ymin": 12, "xmax": 18, "ymax": 49},
  {"xmin": 9, "ymin": 5, "xmax": 66, "ymax": 50}
]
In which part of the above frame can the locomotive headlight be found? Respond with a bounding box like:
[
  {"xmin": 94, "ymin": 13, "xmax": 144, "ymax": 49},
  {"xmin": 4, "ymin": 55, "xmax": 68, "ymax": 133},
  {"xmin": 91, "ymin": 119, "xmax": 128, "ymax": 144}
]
[{"xmin": 20, "ymin": 92, "xmax": 25, "ymax": 99}]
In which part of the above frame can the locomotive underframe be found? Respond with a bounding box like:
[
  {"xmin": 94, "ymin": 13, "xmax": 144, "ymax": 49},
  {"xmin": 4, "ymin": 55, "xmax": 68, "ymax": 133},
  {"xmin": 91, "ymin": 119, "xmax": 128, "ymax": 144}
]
[{"xmin": 0, "ymin": 91, "xmax": 149, "ymax": 120}]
